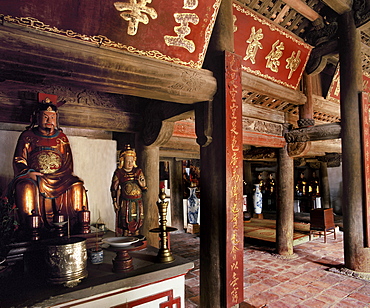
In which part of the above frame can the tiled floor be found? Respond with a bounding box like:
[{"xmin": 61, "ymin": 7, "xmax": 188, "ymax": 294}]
[{"xmin": 171, "ymin": 228, "xmax": 370, "ymax": 308}]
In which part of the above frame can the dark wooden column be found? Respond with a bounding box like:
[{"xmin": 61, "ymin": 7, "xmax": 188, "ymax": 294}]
[
  {"xmin": 339, "ymin": 11, "xmax": 370, "ymax": 272},
  {"xmin": 276, "ymin": 125, "xmax": 294, "ymax": 256},
  {"xmin": 319, "ymin": 162, "xmax": 331, "ymax": 209},
  {"xmin": 198, "ymin": 0, "xmax": 244, "ymax": 306},
  {"xmin": 169, "ymin": 158, "xmax": 184, "ymax": 231}
]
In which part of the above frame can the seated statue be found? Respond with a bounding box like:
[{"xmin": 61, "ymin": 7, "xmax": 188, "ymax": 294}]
[
  {"xmin": 110, "ymin": 145, "xmax": 147, "ymax": 236},
  {"xmin": 10, "ymin": 98, "xmax": 88, "ymax": 238}
]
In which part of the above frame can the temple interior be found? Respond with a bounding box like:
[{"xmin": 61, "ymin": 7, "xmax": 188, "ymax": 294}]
[{"xmin": 0, "ymin": 0, "xmax": 370, "ymax": 307}]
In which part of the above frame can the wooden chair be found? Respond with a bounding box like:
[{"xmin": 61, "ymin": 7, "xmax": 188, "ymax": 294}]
[{"xmin": 309, "ymin": 208, "xmax": 336, "ymax": 243}]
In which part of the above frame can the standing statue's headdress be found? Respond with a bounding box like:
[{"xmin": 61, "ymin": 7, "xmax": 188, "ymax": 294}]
[{"xmin": 118, "ymin": 144, "xmax": 137, "ymax": 168}]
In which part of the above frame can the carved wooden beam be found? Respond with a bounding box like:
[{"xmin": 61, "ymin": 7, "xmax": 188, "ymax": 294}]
[
  {"xmin": 322, "ymin": 0, "xmax": 352, "ymax": 14},
  {"xmin": 284, "ymin": 122, "xmax": 341, "ymax": 143},
  {"xmin": 0, "ymin": 24, "xmax": 217, "ymax": 105},
  {"xmin": 242, "ymin": 72, "xmax": 306, "ymax": 105},
  {"xmin": 281, "ymin": 0, "xmax": 320, "ymax": 21}
]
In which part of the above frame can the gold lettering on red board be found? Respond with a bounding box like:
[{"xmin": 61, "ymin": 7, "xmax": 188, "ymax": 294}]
[
  {"xmin": 265, "ymin": 40, "xmax": 284, "ymax": 72},
  {"xmin": 164, "ymin": 13, "xmax": 199, "ymax": 52},
  {"xmin": 286, "ymin": 50, "xmax": 301, "ymax": 79},
  {"xmin": 183, "ymin": 0, "xmax": 198, "ymax": 9},
  {"xmin": 114, "ymin": 0, "xmax": 158, "ymax": 36},
  {"xmin": 243, "ymin": 26, "xmax": 263, "ymax": 64}
]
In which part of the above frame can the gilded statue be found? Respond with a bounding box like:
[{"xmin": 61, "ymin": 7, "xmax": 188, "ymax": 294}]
[
  {"xmin": 110, "ymin": 145, "xmax": 147, "ymax": 236},
  {"xmin": 10, "ymin": 99, "xmax": 88, "ymax": 238}
]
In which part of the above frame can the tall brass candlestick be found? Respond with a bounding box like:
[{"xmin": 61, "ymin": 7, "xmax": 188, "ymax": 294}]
[{"xmin": 156, "ymin": 189, "xmax": 175, "ymax": 263}]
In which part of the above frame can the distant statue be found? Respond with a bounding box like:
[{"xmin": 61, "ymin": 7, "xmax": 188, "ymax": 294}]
[
  {"xmin": 295, "ymin": 172, "xmax": 307, "ymax": 196},
  {"xmin": 110, "ymin": 145, "xmax": 147, "ymax": 236},
  {"xmin": 309, "ymin": 171, "xmax": 320, "ymax": 197},
  {"xmin": 10, "ymin": 97, "xmax": 88, "ymax": 238},
  {"xmin": 266, "ymin": 173, "xmax": 275, "ymax": 196}
]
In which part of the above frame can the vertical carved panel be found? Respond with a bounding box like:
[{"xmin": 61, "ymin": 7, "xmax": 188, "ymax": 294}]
[{"xmin": 360, "ymin": 91, "xmax": 370, "ymax": 247}]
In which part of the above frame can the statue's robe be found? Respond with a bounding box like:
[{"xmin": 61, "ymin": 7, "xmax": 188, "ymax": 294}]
[
  {"xmin": 12, "ymin": 127, "xmax": 87, "ymax": 233},
  {"xmin": 110, "ymin": 167, "xmax": 146, "ymax": 235}
]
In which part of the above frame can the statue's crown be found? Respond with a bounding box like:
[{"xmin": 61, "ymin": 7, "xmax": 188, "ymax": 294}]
[{"xmin": 120, "ymin": 144, "xmax": 136, "ymax": 157}]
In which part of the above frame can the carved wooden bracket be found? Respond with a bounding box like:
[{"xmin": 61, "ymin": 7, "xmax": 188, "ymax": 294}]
[
  {"xmin": 141, "ymin": 101, "xmax": 193, "ymax": 146},
  {"xmin": 287, "ymin": 141, "xmax": 312, "ymax": 157},
  {"xmin": 354, "ymin": 0, "xmax": 370, "ymax": 27},
  {"xmin": 284, "ymin": 122, "xmax": 341, "ymax": 143},
  {"xmin": 195, "ymin": 101, "xmax": 213, "ymax": 147},
  {"xmin": 317, "ymin": 152, "xmax": 342, "ymax": 167}
]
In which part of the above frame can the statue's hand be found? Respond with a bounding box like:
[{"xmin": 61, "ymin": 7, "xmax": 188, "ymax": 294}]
[
  {"xmin": 28, "ymin": 171, "xmax": 43, "ymax": 181},
  {"xmin": 113, "ymin": 201, "xmax": 119, "ymax": 212}
]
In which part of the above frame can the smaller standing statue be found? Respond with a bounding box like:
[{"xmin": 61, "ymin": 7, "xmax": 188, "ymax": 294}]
[{"xmin": 110, "ymin": 145, "xmax": 147, "ymax": 236}]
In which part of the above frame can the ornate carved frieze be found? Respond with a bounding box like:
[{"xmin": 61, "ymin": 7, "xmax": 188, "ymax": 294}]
[
  {"xmin": 317, "ymin": 152, "xmax": 342, "ymax": 167},
  {"xmin": 41, "ymin": 85, "xmax": 119, "ymax": 109},
  {"xmin": 284, "ymin": 122, "xmax": 341, "ymax": 143},
  {"xmin": 243, "ymin": 147, "xmax": 277, "ymax": 160},
  {"xmin": 242, "ymin": 118, "xmax": 283, "ymax": 136}
]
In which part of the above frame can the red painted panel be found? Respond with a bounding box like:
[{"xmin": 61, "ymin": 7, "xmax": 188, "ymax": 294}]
[
  {"xmin": 327, "ymin": 67, "xmax": 370, "ymax": 103},
  {"xmin": 173, "ymin": 121, "xmax": 197, "ymax": 138},
  {"xmin": 243, "ymin": 131, "xmax": 285, "ymax": 148},
  {"xmin": 0, "ymin": 0, "xmax": 221, "ymax": 69},
  {"xmin": 233, "ymin": 1, "xmax": 312, "ymax": 90},
  {"xmin": 225, "ymin": 51, "xmax": 244, "ymax": 307}
]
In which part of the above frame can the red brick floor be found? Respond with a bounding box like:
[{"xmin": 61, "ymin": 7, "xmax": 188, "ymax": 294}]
[{"xmin": 171, "ymin": 230, "xmax": 370, "ymax": 308}]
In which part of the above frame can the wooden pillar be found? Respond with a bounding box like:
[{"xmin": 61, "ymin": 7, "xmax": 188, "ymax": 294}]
[
  {"xmin": 135, "ymin": 141, "xmax": 160, "ymax": 248},
  {"xmin": 169, "ymin": 158, "xmax": 184, "ymax": 231},
  {"xmin": 339, "ymin": 11, "xmax": 370, "ymax": 272},
  {"xmin": 276, "ymin": 124, "xmax": 294, "ymax": 256},
  {"xmin": 298, "ymin": 73, "xmax": 315, "ymax": 128},
  {"xmin": 319, "ymin": 162, "xmax": 331, "ymax": 209},
  {"xmin": 198, "ymin": 0, "xmax": 244, "ymax": 306}
]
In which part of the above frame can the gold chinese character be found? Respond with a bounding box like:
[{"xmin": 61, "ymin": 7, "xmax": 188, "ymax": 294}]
[
  {"xmin": 114, "ymin": 0, "xmax": 158, "ymax": 36},
  {"xmin": 233, "ymin": 15, "xmax": 237, "ymax": 33},
  {"xmin": 231, "ymin": 261, "xmax": 239, "ymax": 270},
  {"xmin": 183, "ymin": 0, "xmax": 198, "ymax": 10},
  {"xmin": 243, "ymin": 27, "xmax": 263, "ymax": 64},
  {"xmin": 286, "ymin": 50, "xmax": 301, "ymax": 79},
  {"xmin": 265, "ymin": 40, "xmax": 284, "ymax": 72},
  {"xmin": 164, "ymin": 13, "xmax": 199, "ymax": 53}
]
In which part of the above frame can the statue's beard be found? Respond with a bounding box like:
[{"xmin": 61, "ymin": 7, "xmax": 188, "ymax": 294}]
[{"xmin": 45, "ymin": 126, "xmax": 54, "ymax": 135}]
